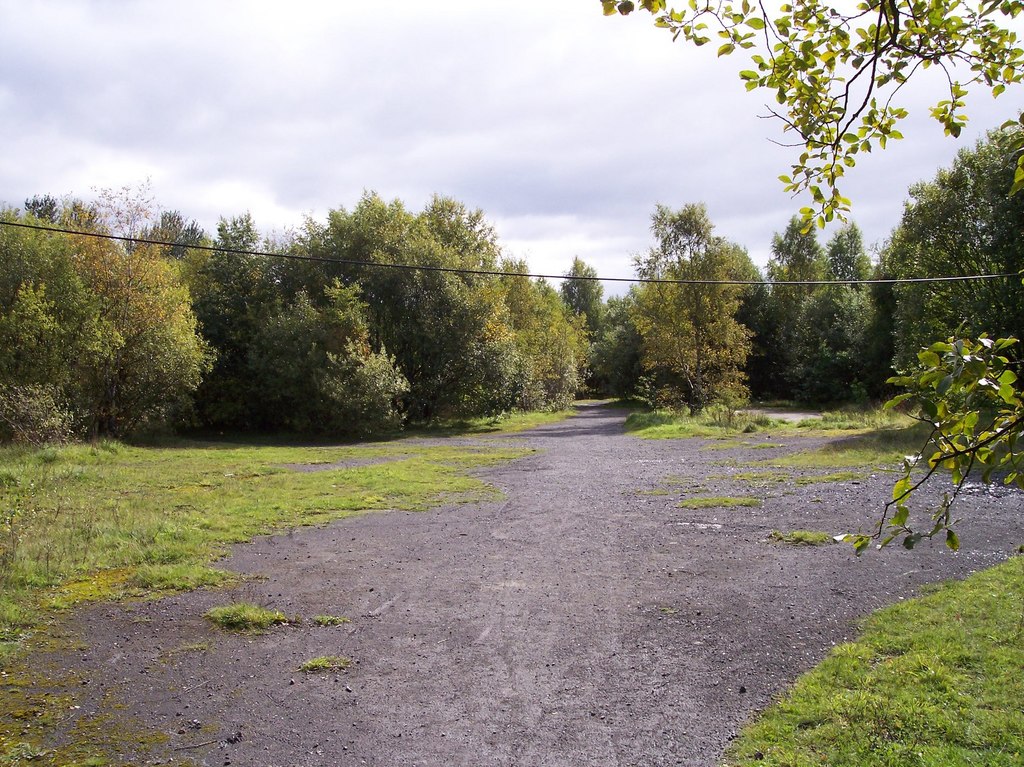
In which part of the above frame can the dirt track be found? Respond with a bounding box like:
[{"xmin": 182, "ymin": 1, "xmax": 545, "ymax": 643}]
[{"xmin": 59, "ymin": 404, "xmax": 1024, "ymax": 766}]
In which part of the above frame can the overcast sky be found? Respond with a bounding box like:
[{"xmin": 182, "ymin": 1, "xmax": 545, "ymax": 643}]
[{"xmin": 2, "ymin": 1, "xmax": 1020, "ymax": 292}]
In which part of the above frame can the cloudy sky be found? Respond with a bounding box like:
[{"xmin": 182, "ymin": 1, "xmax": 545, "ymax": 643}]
[{"xmin": 2, "ymin": 1, "xmax": 1019, "ymax": 291}]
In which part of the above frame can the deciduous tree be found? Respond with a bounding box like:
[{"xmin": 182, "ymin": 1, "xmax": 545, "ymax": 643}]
[
  {"xmin": 603, "ymin": 0, "xmax": 1024, "ymax": 224},
  {"xmin": 632, "ymin": 203, "xmax": 752, "ymax": 411}
]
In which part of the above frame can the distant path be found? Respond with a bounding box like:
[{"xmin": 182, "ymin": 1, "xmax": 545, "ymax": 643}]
[{"xmin": 64, "ymin": 403, "xmax": 1022, "ymax": 766}]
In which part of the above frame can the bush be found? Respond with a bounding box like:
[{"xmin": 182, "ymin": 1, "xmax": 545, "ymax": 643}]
[{"xmin": 0, "ymin": 384, "xmax": 74, "ymax": 446}]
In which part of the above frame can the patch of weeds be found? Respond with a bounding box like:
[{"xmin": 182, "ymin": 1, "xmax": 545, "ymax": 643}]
[
  {"xmin": 636, "ymin": 488, "xmax": 670, "ymax": 496},
  {"xmin": 750, "ymin": 442, "xmax": 787, "ymax": 450},
  {"xmin": 794, "ymin": 471, "xmax": 863, "ymax": 486},
  {"xmin": 677, "ymin": 496, "xmax": 761, "ymax": 510},
  {"xmin": 312, "ymin": 614, "xmax": 350, "ymax": 627},
  {"xmin": 768, "ymin": 530, "xmax": 836, "ymax": 546},
  {"xmin": 299, "ymin": 655, "xmax": 351, "ymax": 673},
  {"xmin": 658, "ymin": 606, "xmax": 678, "ymax": 615},
  {"xmin": 204, "ymin": 603, "xmax": 290, "ymax": 633}
]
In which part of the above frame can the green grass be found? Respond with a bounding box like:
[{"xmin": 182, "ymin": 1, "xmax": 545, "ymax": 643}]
[
  {"xmin": 625, "ymin": 409, "xmax": 785, "ymax": 439},
  {"xmin": 204, "ymin": 602, "xmax": 289, "ymax": 633},
  {"xmin": 0, "ymin": 438, "xmax": 531, "ymax": 651},
  {"xmin": 299, "ymin": 655, "xmax": 352, "ymax": 673},
  {"xmin": 0, "ymin": 434, "xmax": 533, "ymax": 764},
  {"xmin": 626, "ymin": 405, "xmax": 916, "ymax": 444},
  {"xmin": 312, "ymin": 614, "xmax": 350, "ymax": 626},
  {"xmin": 724, "ymin": 556, "xmax": 1024, "ymax": 766},
  {"xmin": 677, "ymin": 496, "xmax": 762, "ymax": 509},
  {"xmin": 768, "ymin": 530, "xmax": 836, "ymax": 546},
  {"xmin": 795, "ymin": 407, "xmax": 912, "ymax": 432},
  {"xmin": 406, "ymin": 407, "xmax": 576, "ymax": 436},
  {"xmin": 766, "ymin": 423, "xmax": 931, "ymax": 469}
]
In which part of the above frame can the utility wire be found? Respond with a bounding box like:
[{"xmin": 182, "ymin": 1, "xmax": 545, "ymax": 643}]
[{"xmin": 2, "ymin": 219, "xmax": 1021, "ymax": 287}]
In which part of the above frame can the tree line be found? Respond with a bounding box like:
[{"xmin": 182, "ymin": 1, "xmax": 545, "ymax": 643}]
[
  {"xmin": 1, "ymin": 130, "xmax": 1021, "ymax": 442},
  {"xmin": 0, "ymin": 190, "xmax": 587, "ymax": 441},
  {"xmin": 591, "ymin": 130, "xmax": 1024, "ymax": 412}
]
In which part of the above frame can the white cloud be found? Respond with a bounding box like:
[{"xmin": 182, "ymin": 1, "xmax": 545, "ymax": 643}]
[{"xmin": 1, "ymin": 0, "xmax": 1019, "ymax": 285}]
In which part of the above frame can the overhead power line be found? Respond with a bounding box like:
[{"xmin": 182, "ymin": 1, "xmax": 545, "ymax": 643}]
[{"xmin": 1, "ymin": 219, "xmax": 1020, "ymax": 287}]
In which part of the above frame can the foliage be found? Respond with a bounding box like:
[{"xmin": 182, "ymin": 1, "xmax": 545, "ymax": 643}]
[
  {"xmin": 792, "ymin": 286, "xmax": 874, "ymax": 403},
  {"xmin": 1, "ymin": 193, "xmax": 209, "ymax": 439},
  {"xmin": 589, "ymin": 291, "xmax": 644, "ymax": 398},
  {"xmin": 604, "ymin": 0, "xmax": 1024, "ymax": 225},
  {"xmin": 246, "ymin": 284, "xmax": 408, "ymax": 436},
  {"xmin": 500, "ymin": 269, "xmax": 589, "ymax": 411},
  {"xmin": 826, "ymin": 222, "xmax": 871, "ymax": 283},
  {"xmin": 304, "ymin": 193, "xmax": 585, "ymax": 420},
  {"xmin": 631, "ymin": 203, "xmax": 752, "ymax": 412},
  {"xmin": 723, "ymin": 556, "xmax": 1024, "ymax": 766},
  {"xmin": 767, "ymin": 215, "xmax": 826, "ymax": 288},
  {"xmin": 883, "ymin": 131, "xmax": 1024, "ymax": 369},
  {"xmin": 746, "ymin": 216, "xmax": 887, "ymax": 403},
  {"xmin": 560, "ymin": 256, "xmax": 604, "ymax": 335},
  {"xmin": 845, "ymin": 334, "xmax": 1023, "ymax": 553},
  {"xmin": 188, "ymin": 214, "xmax": 278, "ymax": 429},
  {"xmin": 623, "ymin": 407, "xmax": 783, "ymax": 438},
  {"xmin": 0, "ymin": 385, "xmax": 74, "ymax": 447}
]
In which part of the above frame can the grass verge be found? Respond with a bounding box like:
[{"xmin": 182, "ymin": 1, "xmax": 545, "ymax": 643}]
[
  {"xmin": 0, "ymin": 438, "xmax": 531, "ymax": 656},
  {"xmin": 724, "ymin": 556, "xmax": 1024, "ymax": 766}
]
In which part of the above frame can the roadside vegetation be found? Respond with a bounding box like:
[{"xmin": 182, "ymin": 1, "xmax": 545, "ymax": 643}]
[
  {"xmin": 0, "ymin": 437, "xmax": 532, "ymax": 664},
  {"xmin": 725, "ymin": 556, "xmax": 1024, "ymax": 766}
]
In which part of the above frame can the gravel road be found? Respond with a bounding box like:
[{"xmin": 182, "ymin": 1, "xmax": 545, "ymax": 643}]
[{"xmin": 60, "ymin": 403, "xmax": 1024, "ymax": 766}]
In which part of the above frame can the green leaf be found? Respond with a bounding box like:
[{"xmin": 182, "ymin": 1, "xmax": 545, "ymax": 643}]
[{"xmin": 945, "ymin": 529, "xmax": 960, "ymax": 551}]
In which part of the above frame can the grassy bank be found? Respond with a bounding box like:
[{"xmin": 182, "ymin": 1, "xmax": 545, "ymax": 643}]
[{"xmin": 724, "ymin": 555, "xmax": 1024, "ymax": 766}]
